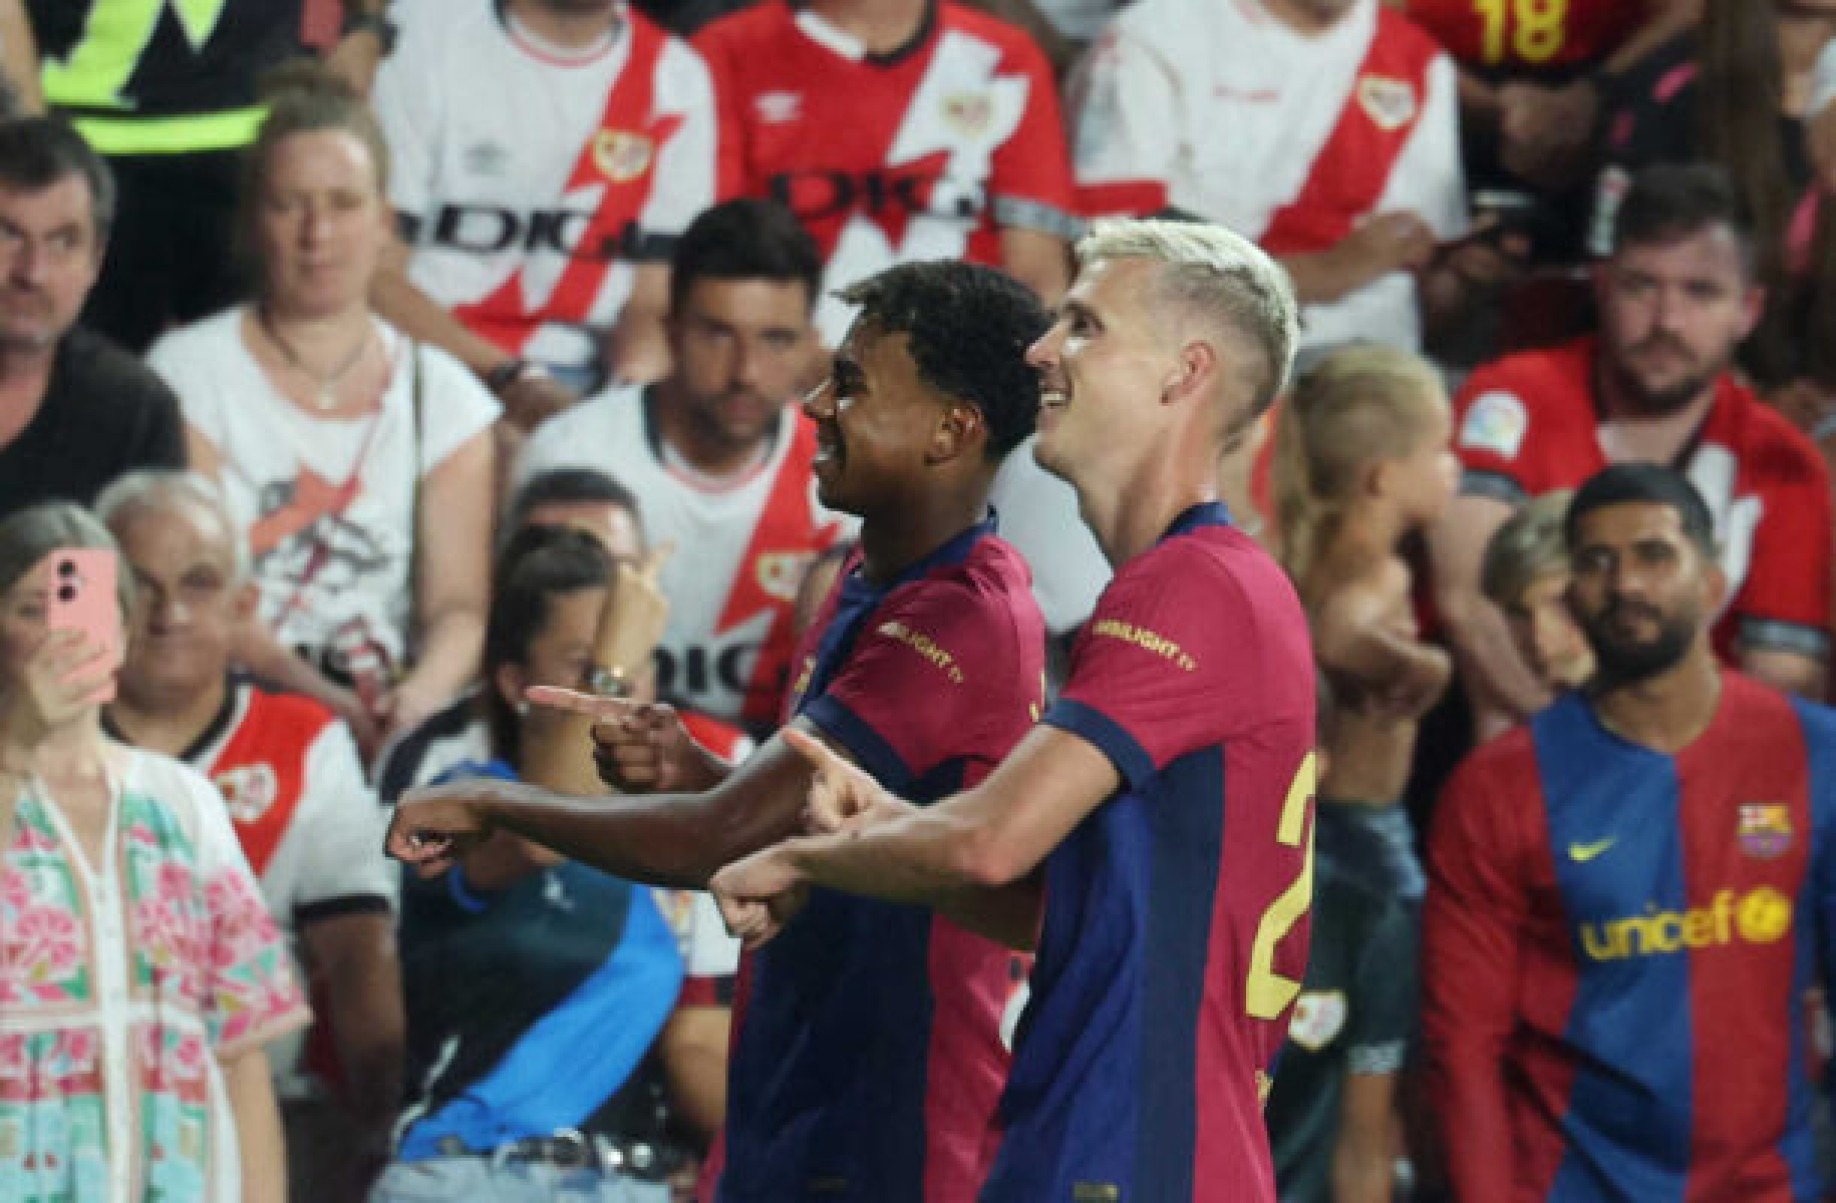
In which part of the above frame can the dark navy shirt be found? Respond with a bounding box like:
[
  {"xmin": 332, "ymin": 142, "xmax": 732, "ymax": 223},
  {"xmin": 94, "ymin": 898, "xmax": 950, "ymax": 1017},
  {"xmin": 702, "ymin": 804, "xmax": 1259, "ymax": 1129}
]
[
  {"xmin": 396, "ymin": 760, "xmax": 684, "ymax": 1158},
  {"xmin": 718, "ymin": 520, "xmax": 1046, "ymax": 1203}
]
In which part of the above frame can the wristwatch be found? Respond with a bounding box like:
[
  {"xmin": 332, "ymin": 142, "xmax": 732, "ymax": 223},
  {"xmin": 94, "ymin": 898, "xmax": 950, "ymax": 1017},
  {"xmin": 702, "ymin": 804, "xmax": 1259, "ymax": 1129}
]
[
  {"xmin": 341, "ymin": 10, "xmax": 399, "ymax": 56},
  {"xmin": 588, "ymin": 665, "xmax": 635, "ymax": 700}
]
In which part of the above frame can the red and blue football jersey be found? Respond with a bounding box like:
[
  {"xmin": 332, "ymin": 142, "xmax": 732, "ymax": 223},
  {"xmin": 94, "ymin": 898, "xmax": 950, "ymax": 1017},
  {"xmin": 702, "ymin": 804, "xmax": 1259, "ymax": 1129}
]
[
  {"xmin": 1424, "ymin": 674, "xmax": 1836, "ymax": 1201},
  {"xmin": 717, "ymin": 517, "xmax": 1046, "ymax": 1202},
  {"xmin": 987, "ymin": 502, "xmax": 1316, "ymax": 1203}
]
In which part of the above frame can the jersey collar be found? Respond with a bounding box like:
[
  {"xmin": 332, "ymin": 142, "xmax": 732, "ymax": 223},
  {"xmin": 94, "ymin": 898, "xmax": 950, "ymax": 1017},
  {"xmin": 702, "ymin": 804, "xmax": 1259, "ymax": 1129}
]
[
  {"xmin": 640, "ymin": 384, "xmax": 785, "ymax": 486},
  {"xmin": 790, "ymin": 0, "xmax": 938, "ymax": 67},
  {"xmin": 1585, "ymin": 336, "xmax": 1724, "ymax": 473},
  {"xmin": 801, "ymin": 512, "xmax": 996, "ymax": 709},
  {"xmin": 101, "ymin": 676, "xmax": 245, "ymax": 767},
  {"xmin": 496, "ymin": 0, "xmax": 627, "ymax": 66},
  {"xmin": 1161, "ymin": 500, "xmax": 1233, "ymax": 543}
]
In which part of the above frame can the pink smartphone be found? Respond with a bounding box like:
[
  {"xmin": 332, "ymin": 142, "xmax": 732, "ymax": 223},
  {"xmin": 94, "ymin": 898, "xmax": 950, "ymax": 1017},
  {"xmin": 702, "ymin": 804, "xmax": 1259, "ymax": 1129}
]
[{"xmin": 42, "ymin": 548, "xmax": 120, "ymax": 704}]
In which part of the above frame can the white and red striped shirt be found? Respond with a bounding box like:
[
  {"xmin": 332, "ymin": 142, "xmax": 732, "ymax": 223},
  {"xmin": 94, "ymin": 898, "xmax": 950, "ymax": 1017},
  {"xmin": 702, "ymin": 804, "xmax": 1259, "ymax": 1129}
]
[
  {"xmin": 375, "ymin": 0, "xmax": 717, "ymax": 372},
  {"xmin": 513, "ymin": 386, "xmax": 854, "ymax": 731},
  {"xmin": 695, "ymin": 0, "xmax": 1079, "ymax": 345},
  {"xmin": 1074, "ymin": 0, "xmax": 1466, "ymax": 352}
]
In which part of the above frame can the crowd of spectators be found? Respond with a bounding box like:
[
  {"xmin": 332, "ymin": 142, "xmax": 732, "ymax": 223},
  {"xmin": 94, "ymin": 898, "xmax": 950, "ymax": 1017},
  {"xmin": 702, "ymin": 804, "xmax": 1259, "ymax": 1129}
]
[{"xmin": 1, "ymin": 0, "xmax": 1835, "ymax": 1199}]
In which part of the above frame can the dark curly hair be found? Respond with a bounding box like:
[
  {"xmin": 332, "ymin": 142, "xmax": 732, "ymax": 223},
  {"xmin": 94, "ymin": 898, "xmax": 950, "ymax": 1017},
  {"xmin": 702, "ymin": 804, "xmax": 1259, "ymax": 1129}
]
[{"xmin": 839, "ymin": 261, "xmax": 1049, "ymax": 460}]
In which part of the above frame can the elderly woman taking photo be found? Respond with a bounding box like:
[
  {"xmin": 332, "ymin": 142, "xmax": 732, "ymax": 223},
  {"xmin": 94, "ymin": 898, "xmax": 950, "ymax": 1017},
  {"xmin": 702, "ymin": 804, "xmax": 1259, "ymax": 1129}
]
[
  {"xmin": 148, "ymin": 66, "xmax": 499, "ymax": 756},
  {"xmin": 0, "ymin": 503, "xmax": 309, "ymax": 1201}
]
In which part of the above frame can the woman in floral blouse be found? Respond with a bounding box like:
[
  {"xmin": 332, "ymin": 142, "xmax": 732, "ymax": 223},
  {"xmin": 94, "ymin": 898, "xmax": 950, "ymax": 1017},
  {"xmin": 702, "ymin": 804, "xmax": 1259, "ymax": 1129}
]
[{"xmin": 0, "ymin": 502, "xmax": 310, "ymax": 1201}]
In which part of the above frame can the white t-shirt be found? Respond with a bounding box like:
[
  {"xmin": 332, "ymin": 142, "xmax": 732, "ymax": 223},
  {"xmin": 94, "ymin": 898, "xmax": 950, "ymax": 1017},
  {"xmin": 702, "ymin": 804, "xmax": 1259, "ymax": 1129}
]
[
  {"xmin": 1035, "ymin": 0, "xmax": 1122, "ymax": 42},
  {"xmin": 989, "ymin": 436, "xmax": 1109, "ymax": 637},
  {"xmin": 1812, "ymin": 35, "xmax": 1836, "ymax": 118},
  {"xmin": 148, "ymin": 309, "xmax": 500, "ymax": 672},
  {"xmin": 373, "ymin": 0, "xmax": 717, "ymax": 371},
  {"xmin": 513, "ymin": 386, "xmax": 855, "ymax": 727},
  {"xmin": 1073, "ymin": 0, "xmax": 1466, "ymax": 351}
]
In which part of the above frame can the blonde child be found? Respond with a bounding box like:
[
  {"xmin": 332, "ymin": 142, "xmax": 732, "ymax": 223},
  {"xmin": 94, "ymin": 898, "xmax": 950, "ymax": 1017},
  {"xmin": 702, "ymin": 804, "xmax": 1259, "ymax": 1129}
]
[
  {"xmin": 1272, "ymin": 345, "xmax": 1457, "ymax": 868},
  {"xmin": 1264, "ymin": 346, "xmax": 1457, "ymax": 1203}
]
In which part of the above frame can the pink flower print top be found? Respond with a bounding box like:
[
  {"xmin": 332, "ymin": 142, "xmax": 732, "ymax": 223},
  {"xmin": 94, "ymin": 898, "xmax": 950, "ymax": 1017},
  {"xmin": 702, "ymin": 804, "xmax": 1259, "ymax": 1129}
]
[{"xmin": 0, "ymin": 748, "xmax": 309, "ymax": 1201}]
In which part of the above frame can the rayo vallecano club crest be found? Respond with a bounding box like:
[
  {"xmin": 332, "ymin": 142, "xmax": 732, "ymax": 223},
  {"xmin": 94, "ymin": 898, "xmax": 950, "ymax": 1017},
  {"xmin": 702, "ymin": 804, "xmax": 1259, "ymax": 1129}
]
[
  {"xmin": 943, "ymin": 92, "xmax": 993, "ymax": 137},
  {"xmin": 594, "ymin": 130, "xmax": 655, "ymax": 182},
  {"xmin": 214, "ymin": 763, "xmax": 279, "ymax": 824},
  {"xmin": 757, "ymin": 551, "xmax": 812, "ymax": 603},
  {"xmin": 1357, "ymin": 75, "xmax": 1417, "ymax": 132}
]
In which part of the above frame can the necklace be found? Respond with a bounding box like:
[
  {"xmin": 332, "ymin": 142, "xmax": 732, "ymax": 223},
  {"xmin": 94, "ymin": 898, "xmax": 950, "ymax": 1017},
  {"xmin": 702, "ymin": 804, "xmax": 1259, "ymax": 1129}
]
[{"xmin": 258, "ymin": 306, "xmax": 374, "ymax": 412}]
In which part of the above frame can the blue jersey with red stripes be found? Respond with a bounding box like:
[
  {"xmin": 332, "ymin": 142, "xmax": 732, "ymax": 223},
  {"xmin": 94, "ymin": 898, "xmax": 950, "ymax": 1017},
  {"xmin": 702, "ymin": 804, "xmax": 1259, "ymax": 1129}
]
[
  {"xmin": 717, "ymin": 517, "xmax": 1046, "ymax": 1202},
  {"xmin": 984, "ymin": 502, "xmax": 1316, "ymax": 1203},
  {"xmin": 1424, "ymin": 674, "xmax": 1836, "ymax": 1202}
]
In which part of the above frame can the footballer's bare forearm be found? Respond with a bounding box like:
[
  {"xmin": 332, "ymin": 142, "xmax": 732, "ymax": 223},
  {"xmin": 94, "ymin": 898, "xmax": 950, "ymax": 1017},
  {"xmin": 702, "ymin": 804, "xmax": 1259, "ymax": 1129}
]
[
  {"xmin": 788, "ymin": 803, "xmax": 1029, "ymax": 906},
  {"xmin": 480, "ymin": 741, "xmax": 814, "ymax": 886}
]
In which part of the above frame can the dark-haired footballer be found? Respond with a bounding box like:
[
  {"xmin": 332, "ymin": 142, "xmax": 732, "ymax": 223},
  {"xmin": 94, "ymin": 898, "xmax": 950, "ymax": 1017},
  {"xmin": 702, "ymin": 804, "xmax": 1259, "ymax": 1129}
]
[{"xmin": 387, "ymin": 260, "xmax": 1051, "ymax": 1201}]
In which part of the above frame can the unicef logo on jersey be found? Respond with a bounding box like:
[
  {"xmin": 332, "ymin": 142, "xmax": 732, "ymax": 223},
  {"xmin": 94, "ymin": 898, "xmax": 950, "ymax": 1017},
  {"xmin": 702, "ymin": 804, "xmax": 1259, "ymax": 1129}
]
[
  {"xmin": 212, "ymin": 764, "xmax": 279, "ymax": 824},
  {"xmin": 1578, "ymin": 887, "xmax": 1794, "ymax": 962}
]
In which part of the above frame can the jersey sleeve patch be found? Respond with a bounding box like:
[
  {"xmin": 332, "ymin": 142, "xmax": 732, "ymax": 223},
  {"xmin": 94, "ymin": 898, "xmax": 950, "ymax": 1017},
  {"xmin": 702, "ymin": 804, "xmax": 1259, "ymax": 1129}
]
[
  {"xmin": 1458, "ymin": 391, "xmax": 1529, "ymax": 460},
  {"xmin": 1050, "ymin": 543, "xmax": 1258, "ymax": 783},
  {"xmin": 1285, "ymin": 989, "xmax": 1349, "ymax": 1052},
  {"xmin": 804, "ymin": 577, "xmax": 1014, "ymax": 793}
]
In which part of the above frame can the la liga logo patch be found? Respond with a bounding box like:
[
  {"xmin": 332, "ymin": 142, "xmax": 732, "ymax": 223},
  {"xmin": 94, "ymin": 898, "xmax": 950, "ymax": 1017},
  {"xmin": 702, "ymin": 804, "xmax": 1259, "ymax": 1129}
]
[{"xmin": 1458, "ymin": 391, "xmax": 1529, "ymax": 459}]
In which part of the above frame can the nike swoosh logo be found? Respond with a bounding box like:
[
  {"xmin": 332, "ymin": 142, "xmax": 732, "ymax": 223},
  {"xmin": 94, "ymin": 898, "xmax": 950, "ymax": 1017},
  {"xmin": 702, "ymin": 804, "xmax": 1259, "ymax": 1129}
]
[{"xmin": 1569, "ymin": 838, "xmax": 1616, "ymax": 863}]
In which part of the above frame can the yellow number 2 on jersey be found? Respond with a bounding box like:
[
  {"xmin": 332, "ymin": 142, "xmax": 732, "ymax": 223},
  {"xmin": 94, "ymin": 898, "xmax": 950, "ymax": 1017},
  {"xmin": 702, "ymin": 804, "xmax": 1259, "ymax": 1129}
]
[{"xmin": 1246, "ymin": 750, "xmax": 1317, "ymax": 1022}]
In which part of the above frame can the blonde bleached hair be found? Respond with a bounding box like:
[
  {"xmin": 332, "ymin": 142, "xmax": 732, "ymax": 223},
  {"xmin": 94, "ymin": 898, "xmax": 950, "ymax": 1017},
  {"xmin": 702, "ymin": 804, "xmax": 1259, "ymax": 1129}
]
[
  {"xmin": 1272, "ymin": 345, "xmax": 1448, "ymax": 585},
  {"xmin": 1077, "ymin": 219, "xmax": 1301, "ymax": 427}
]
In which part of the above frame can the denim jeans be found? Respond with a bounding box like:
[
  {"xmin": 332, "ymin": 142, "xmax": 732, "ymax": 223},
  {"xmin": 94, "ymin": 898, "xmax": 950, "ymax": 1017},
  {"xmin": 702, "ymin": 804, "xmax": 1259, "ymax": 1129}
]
[{"xmin": 370, "ymin": 1154, "xmax": 672, "ymax": 1203}]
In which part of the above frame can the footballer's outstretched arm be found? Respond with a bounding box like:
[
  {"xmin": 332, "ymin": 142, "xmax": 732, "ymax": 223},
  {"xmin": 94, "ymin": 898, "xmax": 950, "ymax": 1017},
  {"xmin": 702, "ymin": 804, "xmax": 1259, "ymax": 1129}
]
[
  {"xmin": 711, "ymin": 725, "xmax": 1118, "ymax": 947},
  {"xmin": 387, "ymin": 703, "xmax": 850, "ymax": 890}
]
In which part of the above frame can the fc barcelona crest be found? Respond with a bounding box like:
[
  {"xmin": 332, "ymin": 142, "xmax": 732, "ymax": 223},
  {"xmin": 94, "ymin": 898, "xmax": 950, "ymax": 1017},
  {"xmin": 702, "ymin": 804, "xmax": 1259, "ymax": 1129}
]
[
  {"xmin": 1356, "ymin": 75, "xmax": 1417, "ymax": 132},
  {"xmin": 943, "ymin": 92, "xmax": 994, "ymax": 137},
  {"xmin": 593, "ymin": 130, "xmax": 655, "ymax": 182},
  {"xmin": 1738, "ymin": 802, "xmax": 1794, "ymax": 859}
]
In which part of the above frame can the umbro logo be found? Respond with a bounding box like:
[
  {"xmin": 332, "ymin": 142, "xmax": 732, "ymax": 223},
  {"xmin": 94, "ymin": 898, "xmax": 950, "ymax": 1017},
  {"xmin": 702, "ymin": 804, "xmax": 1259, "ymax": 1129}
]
[{"xmin": 754, "ymin": 91, "xmax": 802, "ymax": 124}]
